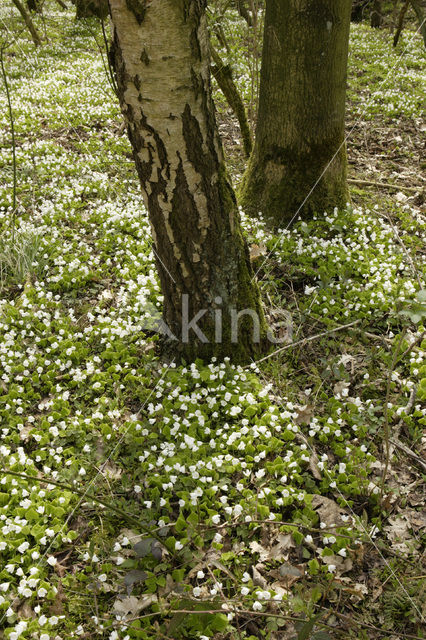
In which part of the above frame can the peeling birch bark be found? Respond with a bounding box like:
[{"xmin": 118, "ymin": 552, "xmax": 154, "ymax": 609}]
[{"xmin": 108, "ymin": 0, "xmax": 266, "ymax": 361}]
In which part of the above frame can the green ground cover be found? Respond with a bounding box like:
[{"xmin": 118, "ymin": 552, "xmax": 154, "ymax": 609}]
[{"xmin": 0, "ymin": 4, "xmax": 425, "ymax": 639}]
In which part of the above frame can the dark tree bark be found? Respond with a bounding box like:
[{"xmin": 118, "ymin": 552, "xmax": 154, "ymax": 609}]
[
  {"xmin": 26, "ymin": 0, "xmax": 41, "ymax": 12},
  {"xmin": 409, "ymin": 0, "xmax": 426, "ymax": 48},
  {"xmin": 393, "ymin": 0, "xmax": 410, "ymax": 46},
  {"xmin": 210, "ymin": 46, "xmax": 252, "ymax": 157},
  {"xmin": 235, "ymin": 0, "xmax": 253, "ymax": 26},
  {"xmin": 73, "ymin": 0, "xmax": 108, "ymax": 19},
  {"xmin": 239, "ymin": 0, "xmax": 352, "ymax": 227},
  {"xmin": 108, "ymin": 0, "xmax": 267, "ymax": 362},
  {"xmin": 370, "ymin": 0, "xmax": 383, "ymax": 27},
  {"xmin": 11, "ymin": 0, "xmax": 42, "ymax": 45},
  {"xmin": 351, "ymin": 0, "xmax": 368, "ymax": 22}
]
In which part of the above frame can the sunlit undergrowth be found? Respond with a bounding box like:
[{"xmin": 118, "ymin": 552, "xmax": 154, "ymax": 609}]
[
  {"xmin": 211, "ymin": 7, "xmax": 425, "ymax": 122},
  {"xmin": 0, "ymin": 3, "xmax": 425, "ymax": 640}
]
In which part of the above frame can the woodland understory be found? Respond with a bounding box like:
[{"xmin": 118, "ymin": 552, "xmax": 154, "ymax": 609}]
[{"xmin": 0, "ymin": 2, "xmax": 425, "ymax": 639}]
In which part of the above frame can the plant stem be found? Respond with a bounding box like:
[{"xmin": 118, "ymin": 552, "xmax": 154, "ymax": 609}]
[
  {"xmin": 380, "ymin": 327, "xmax": 407, "ymax": 500},
  {"xmin": 0, "ymin": 47, "xmax": 17, "ymax": 243}
]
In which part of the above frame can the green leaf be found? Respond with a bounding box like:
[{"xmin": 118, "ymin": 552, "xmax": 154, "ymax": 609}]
[
  {"xmin": 133, "ymin": 538, "xmax": 155, "ymax": 558},
  {"xmin": 175, "ymin": 512, "xmax": 187, "ymax": 533},
  {"xmin": 187, "ymin": 511, "xmax": 198, "ymax": 526},
  {"xmin": 398, "ymin": 299, "xmax": 426, "ymax": 324},
  {"xmin": 296, "ymin": 613, "xmax": 324, "ymax": 640},
  {"xmin": 124, "ymin": 570, "xmax": 147, "ymax": 593},
  {"xmin": 308, "ymin": 559, "xmax": 320, "ymax": 575},
  {"xmin": 0, "ymin": 492, "xmax": 10, "ymax": 506}
]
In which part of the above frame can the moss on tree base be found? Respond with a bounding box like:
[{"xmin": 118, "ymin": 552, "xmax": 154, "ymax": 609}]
[
  {"xmin": 240, "ymin": 0, "xmax": 352, "ymax": 228},
  {"xmin": 239, "ymin": 142, "xmax": 349, "ymax": 227}
]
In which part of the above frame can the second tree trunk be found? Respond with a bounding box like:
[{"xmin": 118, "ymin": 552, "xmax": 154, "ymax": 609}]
[{"xmin": 239, "ymin": 0, "xmax": 352, "ymax": 227}]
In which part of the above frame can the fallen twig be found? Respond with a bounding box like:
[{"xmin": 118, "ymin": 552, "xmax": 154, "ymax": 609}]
[
  {"xmin": 252, "ymin": 319, "xmax": 361, "ymax": 366},
  {"xmin": 390, "ymin": 438, "xmax": 426, "ymax": 472},
  {"xmin": 348, "ymin": 178, "xmax": 420, "ymax": 193},
  {"xmin": 394, "ymin": 384, "xmax": 417, "ymax": 440},
  {"xmin": 380, "ymin": 328, "xmax": 407, "ymax": 500}
]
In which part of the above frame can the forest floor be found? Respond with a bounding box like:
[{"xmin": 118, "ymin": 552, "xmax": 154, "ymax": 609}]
[{"xmin": 0, "ymin": 3, "xmax": 425, "ymax": 640}]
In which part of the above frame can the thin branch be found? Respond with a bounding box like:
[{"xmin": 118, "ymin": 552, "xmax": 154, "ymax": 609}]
[
  {"xmin": 380, "ymin": 328, "xmax": 407, "ymax": 499},
  {"xmin": 11, "ymin": 0, "xmax": 43, "ymax": 45},
  {"xmin": 390, "ymin": 438, "xmax": 426, "ymax": 472},
  {"xmin": 252, "ymin": 319, "xmax": 361, "ymax": 366},
  {"xmin": 0, "ymin": 47, "xmax": 17, "ymax": 242},
  {"xmin": 210, "ymin": 44, "xmax": 252, "ymax": 157},
  {"xmin": 394, "ymin": 0, "xmax": 410, "ymax": 47},
  {"xmin": 348, "ymin": 177, "xmax": 420, "ymax": 193}
]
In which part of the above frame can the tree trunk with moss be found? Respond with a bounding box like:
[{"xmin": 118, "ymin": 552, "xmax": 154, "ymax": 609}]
[
  {"xmin": 210, "ymin": 46, "xmax": 252, "ymax": 157},
  {"xmin": 351, "ymin": 0, "xmax": 368, "ymax": 22},
  {"xmin": 12, "ymin": 0, "xmax": 42, "ymax": 45},
  {"xmin": 409, "ymin": 0, "xmax": 426, "ymax": 48},
  {"xmin": 393, "ymin": 0, "xmax": 410, "ymax": 46},
  {"xmin": 235, "ymin": 0, "xmax": 253, "ymax": 26},
  {"xmin": 370, "ymin": 0, "xmax": 382, "ymax": 27},
  {"xmin": 239, "ymin": 0, "xmax": 351, "ymax": 227},
  {"xmin": 108, "ymin": 0, "xmax": 267, "ymax": 362},
  {"xmin": 26, "ymin": 0, "xmax": 41, "ymax": 12}
]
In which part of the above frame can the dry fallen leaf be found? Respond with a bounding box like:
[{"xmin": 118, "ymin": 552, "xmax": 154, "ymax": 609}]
[
  {"xmin": 384, "ymin": 514, "xmax": 418, "ymax": 553},
  {"xmin": 249, "ymin": 533, "xmax": 294, "ymax": 562},
  {"xmin": 353, "ymin": 582, "xmax": 368, "ymax": 598},
  {"xmin": 249, "ymin": 541, "xmax": 269, "ymax": 562},
  {"xmin": 252, "ymin": 565, "xmax": 268, "ymax": 589},
  {"xmin": 113, "ymin": 595, "xmax": 141, "ymax": 616},
  {"xmin": 19, "ymin": 424, "xmax": 34, "ymax": 441},
  {"xmin": 17, "ymin": 601, "xmax": 35, "ymax": 619},
  {"xmin": 120, "ymin": 528, "xmax": 144, "ymax": 545},
  {"xmin": 401, "ymin": 508, "xmax": 426, "ymax": 531},
  {"xmin": 338, "ymin": 354, "xmax": 356, "ymax": 368},
  {"xmin": 294, "ymin": 405, "xmax": 314, "ymax": 425},
  {"xmin": 269, "ymin": 534, "xmax": 295, "ymax": 561},
  {"xmin": 333, "ymin": 381, "xmax": 350, "ymax": 397},
  {"xmin": 320, "ymin": 553, "xmax": 353, "ymax": 574},
  {"xmin": 308, "ymin": 453, "xmax": 322, "ymax": 480},
  {"xmin": 113, "ymin": 594, "xmax": 157, "ymax": 617},
  {"xmin": 250, "ymin": 243, "xmax": 267, "ymax": 261},
  {"xmin": 102, "ymin": 460, "xmax": 122, "ymax": 480},
  {"xmin": 270, "ymin": 581, "xmax": 288, "ymax": 598},
  {"xmin": 311, "ymin": 495, "xmax": 350, "ymax": 529},
  {"xmin": 278, "ymin": 562, "xmax": 304, "ymax": 588}
]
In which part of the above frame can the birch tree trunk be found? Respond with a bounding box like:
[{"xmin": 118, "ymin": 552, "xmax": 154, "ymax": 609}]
[
  {"xmin": 108, "ymin": 0, "xmax": 266, "ymax": 362},
  {"xmin": 239, "ymin": 0, "xmax": 352, "ymax": 227}
]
